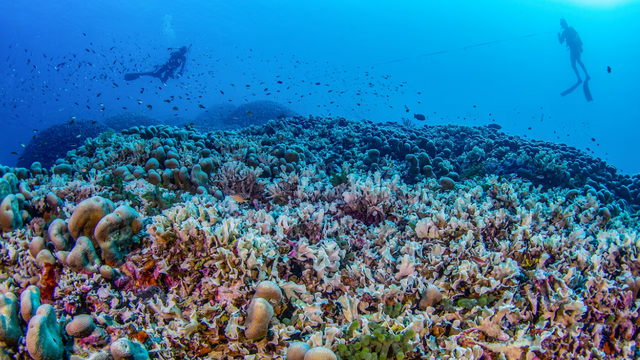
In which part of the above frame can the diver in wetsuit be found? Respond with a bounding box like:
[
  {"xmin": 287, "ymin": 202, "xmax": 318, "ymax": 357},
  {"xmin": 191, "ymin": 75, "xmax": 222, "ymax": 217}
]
[
  {"xmin": 558, "ymin": 18, "xmax": 589, "ymax": 83},
  {"xmin": 558, "ymin": 18, "xmax": 592, "ymax": 101},
  {"xmin": 124, "ymin": 46, "xmax": 188, "ymax": 84}
]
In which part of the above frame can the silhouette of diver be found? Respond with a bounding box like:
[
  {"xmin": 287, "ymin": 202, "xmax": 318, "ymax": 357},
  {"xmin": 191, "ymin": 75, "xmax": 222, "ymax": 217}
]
[
  {"xmin": 558, "ymin": 18, "xmax": 592, "ymax": 101},
  {"xmin": 124, "ymin": 46, "xmax": 189, "ymax": 84}
]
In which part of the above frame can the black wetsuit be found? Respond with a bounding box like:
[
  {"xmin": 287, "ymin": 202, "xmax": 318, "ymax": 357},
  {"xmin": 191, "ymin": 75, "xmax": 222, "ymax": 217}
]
[
  {"xmin": 559, "ymin": 26, "xmax": 588, "ymax": 82},
  {"xmin": 151, "ymin": 50, "xmax": 187, "ymax": 83}
]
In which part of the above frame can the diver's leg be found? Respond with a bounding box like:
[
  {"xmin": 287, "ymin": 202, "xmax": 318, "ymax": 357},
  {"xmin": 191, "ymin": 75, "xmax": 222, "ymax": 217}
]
[
  {"xmin": 570, "ymin": 53, "xmax": 581, "ymax": 82},
  {"xmin": 152, "ymin": 65, "xmax": 168, "ymax": 79},
  {"xmin": 576, "ymin": 54, "xmax": 589, "ymax": 80}
]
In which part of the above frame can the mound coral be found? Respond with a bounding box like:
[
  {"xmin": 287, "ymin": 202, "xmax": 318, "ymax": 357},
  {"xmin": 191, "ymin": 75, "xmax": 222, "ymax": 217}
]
[
  {"xmin": 109, "ymin": 338, "xmax": 149, "ymax": 360},
  {"xmin": 68, "ymin": 196, "xmax": 116, "ymax": 242},
  {"xmin": 0, "ymin": 292, "xmax": 22, "ymax": 346},
  {"xmin": 0, "ymin": 194, "xmax": 22, "ymax": 232},
  {"xmin": 26, "ymin": 304, "xmax": 64, "ymax": 360},
  {"xmin": 20, "ymin": 285, "xmax": 41, "ymax": 322},
  {"xmin": 94, "ymin": 205, "xmax": 142, "ymax": 266}
]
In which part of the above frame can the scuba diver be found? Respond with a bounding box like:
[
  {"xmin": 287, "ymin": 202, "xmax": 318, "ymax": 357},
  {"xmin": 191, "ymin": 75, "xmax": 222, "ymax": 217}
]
[
  {"xmin": 558, "ymin": 18, "xmax": 592, "ymax": 101},
  {"xmin": 124, "ymin": 46, "xmax": 189, "ymax": 84}
]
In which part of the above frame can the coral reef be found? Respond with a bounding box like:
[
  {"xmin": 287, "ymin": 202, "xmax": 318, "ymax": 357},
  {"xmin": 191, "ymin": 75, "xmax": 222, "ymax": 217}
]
[
  {"xmin": 17, "ymin": 120, "xmax": 109, "ymax": 169},
  {"xmin": 0, "ymin": 115, "xmax": 639, "ymax": 359}
]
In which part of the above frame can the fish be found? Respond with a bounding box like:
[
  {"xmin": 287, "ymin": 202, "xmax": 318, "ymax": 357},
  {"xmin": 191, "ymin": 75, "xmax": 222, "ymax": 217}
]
[
  {"xmin": 487, "ymin": 124, "xmax": 502, "ymax": 130},
  {"xmin": 69, "ymin": 120, "xmax": 75, "ymax": 124},
  {"xmin": 413, "ymin": 114, "xmax": 426, "ymax": 121},
  {"xmin": 199, "ymin": 104, "xmax": 205, "ymax": 109},
  {"xmin": 173, "ymin": 107, "xmax": 179, "ymax": 111},
  {"xmin": 11, "ymin": 152, "xmax": 17, "ymax": 155},
  {"xmin": 147, "ymin": 105, "xmax": 152, "ymax": 109},
  {"xmin": 231, "ymin": 194, "xmax": 247, "ymax": 203},
  {"xmin": 247, "ymin": 111, "xmax": 252, "ymax": 116},
  {"xmin": 607, "ymin": 66, "xmax": 611, "ymax": 73}
]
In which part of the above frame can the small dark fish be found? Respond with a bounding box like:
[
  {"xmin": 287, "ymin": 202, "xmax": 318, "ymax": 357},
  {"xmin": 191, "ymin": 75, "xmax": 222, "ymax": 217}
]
[
  {"xmin": 173, "ymin": 106, "xmax": 178, "ymax": 111},
  {"xmin": 220, "ymin": 90, "xmax": 224, "ymax": 95},
  {"xmin": 96, "ymin": 93, "xmax": 101, "ymax": 97},
  {"xmin": 199, "ymin": 104, "xmax": 205, "ymax": 109},
  {"xmin": 315, "ymin": 82, "xmax": 321, "ymax": 85},
  {"xmin": 69, "ymin": 120, "xmax": 75, "ymax": 124},
  {"xmin": 247, "ymin": 111, "xmax": 252, "ymax": 116},
  {"xmin": 92, "ymin": 121, "xmax": 98, "ymax": 124},
  {"xmin": 607, "ymin": 66, "xmax": 611, "ymax": 73},
  {"xmin": 11, "ymin": 151, "xmax": 18, "ymax": 155},
  {"xmin": 112, "ymin": 82, "xmax": 119, "ymax": 87},
  {"xmin": 487, "ymin": 124, "xmax": 502, "ymax": 130},
  {"xmin": 147, "ymin": 105, "xmax": 152, "ymax": 109},
  {"xmin": 277, "ymin": 81, "xmax": 282, "ymax": 84},
  {"xmin": 414, "ymin": 114, "xmax": 426, "ymax": 121},
  {"xmin": 591, "ymin": 138, "xmax": 596, "ymax": 141}
]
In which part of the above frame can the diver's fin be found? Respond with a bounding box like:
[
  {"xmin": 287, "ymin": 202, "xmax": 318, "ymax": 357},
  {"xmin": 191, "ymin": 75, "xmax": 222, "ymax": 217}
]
[
  {"xmin": 583, "ymin": 77, "xmax": 593, "ymax": 102},
  {"xmin": 560, "ymin": 79, "xmax": 583, "ymax": 97},
  {"xmin": 124, "ymin": 72, "xmax": 152, "ymax": 81}
]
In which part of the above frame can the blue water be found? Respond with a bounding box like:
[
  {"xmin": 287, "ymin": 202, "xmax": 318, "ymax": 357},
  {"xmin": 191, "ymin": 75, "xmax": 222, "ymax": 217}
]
[{"xmin": 1, "ymin": 0, "xmax": 639, "ymax": 172}]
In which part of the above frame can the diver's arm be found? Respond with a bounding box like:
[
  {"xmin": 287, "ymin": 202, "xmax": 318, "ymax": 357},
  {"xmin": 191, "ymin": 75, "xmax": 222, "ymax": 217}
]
[{"xmin": 558, "ymin": 30, "xmax": 565, "ymax": 44}]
